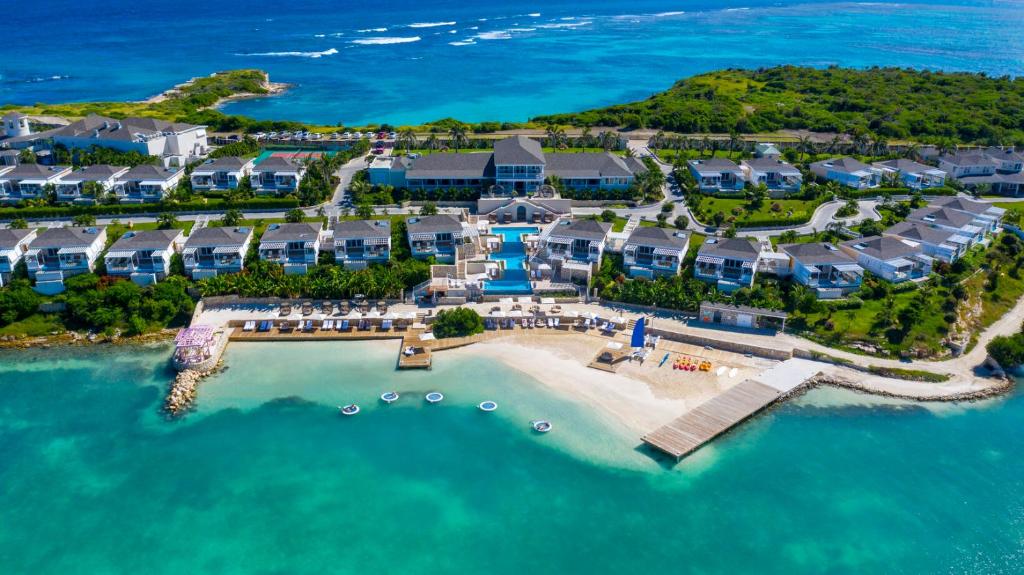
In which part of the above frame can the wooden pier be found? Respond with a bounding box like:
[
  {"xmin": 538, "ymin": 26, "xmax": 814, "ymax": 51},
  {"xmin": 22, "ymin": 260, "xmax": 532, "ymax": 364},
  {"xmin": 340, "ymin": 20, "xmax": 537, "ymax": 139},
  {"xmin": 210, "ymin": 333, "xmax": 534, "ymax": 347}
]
[{"xmin": 642, "ymin": 359, "xmax": 822, "ymax": 461}]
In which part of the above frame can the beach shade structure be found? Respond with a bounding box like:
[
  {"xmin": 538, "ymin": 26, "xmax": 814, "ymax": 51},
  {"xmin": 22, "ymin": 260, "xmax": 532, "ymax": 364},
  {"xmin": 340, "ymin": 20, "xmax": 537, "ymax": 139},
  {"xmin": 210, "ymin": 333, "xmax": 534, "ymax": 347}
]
[{"xmin": 631, "ymin": 317, "xmax": 646, "ymax": 349}]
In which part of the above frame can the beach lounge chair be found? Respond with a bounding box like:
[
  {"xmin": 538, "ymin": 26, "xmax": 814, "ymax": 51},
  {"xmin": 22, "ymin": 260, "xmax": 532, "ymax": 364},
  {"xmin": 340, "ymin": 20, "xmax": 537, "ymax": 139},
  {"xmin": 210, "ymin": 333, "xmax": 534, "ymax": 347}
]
[
  {"xmin": 242, "ymin": 321, "xmax": 255, "ymax": 332},
  {"xmin": 547, "ymin": 317, "xmax": 555, "ymax": 328},
  {"xmin": 554, "ymin": 318, "xmax": 561, "ymax": 328},
  {"xmin": 584, "ymin": 318, "xmax": 593, "ymax": 329},
  {"xmin": 359, "ymin": 319, "xmax": 369, "ymax": 331},
  {"xmin": 522, "ymin": 319, "xmax": 529, "ymax": 329},
  {"xmin": 341, "ymin": 319, "xmax": 350, "ymax": 331},
  {"xmin": 324, "ymin": 320, "xmax": 334, "ymax": 330},
  {"xmin": 381, "ymin": 319, "xmax": 393, "ymax": 331}
]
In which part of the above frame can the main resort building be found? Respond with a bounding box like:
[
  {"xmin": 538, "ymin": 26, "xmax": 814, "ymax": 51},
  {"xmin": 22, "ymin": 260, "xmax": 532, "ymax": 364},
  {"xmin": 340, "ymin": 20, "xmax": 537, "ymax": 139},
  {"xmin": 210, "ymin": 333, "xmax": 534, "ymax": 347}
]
[{"xmin": 369, "ymin": 136, "xmax": 647, "ymax": 194}]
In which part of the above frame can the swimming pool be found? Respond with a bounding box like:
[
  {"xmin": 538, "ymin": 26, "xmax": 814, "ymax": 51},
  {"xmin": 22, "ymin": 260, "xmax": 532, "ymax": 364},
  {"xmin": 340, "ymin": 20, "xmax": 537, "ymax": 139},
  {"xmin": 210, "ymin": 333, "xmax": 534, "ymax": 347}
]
[{"xmin": 483, "ymin": 226, "xmax": 538, "ymax": 294}]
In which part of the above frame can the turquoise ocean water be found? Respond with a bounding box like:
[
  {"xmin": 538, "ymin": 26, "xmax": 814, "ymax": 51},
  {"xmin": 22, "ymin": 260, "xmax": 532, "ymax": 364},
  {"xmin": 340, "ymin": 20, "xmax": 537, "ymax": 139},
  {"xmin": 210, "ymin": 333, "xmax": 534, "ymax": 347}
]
[
  {"xmin": 1, "ymin": 342, "xmax": 1022, "ymax": 573},
  {"xmin": 3, "ymin": 0, "xmax": 1024, "ymax": 125}
]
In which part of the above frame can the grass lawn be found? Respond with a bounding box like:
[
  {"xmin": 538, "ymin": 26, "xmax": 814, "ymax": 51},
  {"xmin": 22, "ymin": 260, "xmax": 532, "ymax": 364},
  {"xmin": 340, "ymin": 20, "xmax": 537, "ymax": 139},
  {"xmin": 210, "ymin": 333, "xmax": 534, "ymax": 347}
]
[
  {"xmin": 795, "ymin": 286, "xmax": 952, "ymax": 357},
  {"xmin": 694, "ymin": 196, "xmax": 821, "ymax": 227},
  {"xmin": 0, "ymin": 314, "xmax": 65, "ymax": 338}
]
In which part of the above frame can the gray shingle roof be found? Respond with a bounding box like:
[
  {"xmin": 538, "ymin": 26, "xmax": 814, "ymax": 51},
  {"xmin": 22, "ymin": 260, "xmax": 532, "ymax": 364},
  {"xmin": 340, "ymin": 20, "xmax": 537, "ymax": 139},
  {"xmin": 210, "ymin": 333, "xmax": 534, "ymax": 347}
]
[
  {"xmin": 121, "ymin": 164, "xmax": 181, "ymax": 181},
  {"xmin": 625, "ymin": 227, "xmax": 690, "ymax": 250},
  {"xmin": 108, "ymin": 229, "xmax": 182, "ymax": 251},
  {"xmin": 29, "ymin": 226, "xmax": 105, "ymax": 249},
  {"xmin": 698, "ymin": 237, "xmax": 760, "ymax": 259},
  {"xmin": 688, "ymin": 158, "xmax": 743, "ymax": 176},
  {"xmin": 908, "ymin": 207, "xmax": 975, "ymax": 228},
  {"xmin": 406, "ymin": 214, "xmax": 463, "ymax": 234},
  {"xmin": 810, "ymin": 157, "xmax": 873, "ymax": 174},
  {"xmin": 0, "ymin": 228, "xmax": 34, "ymax": 250},
  {"xmin": 553, "ymin": 219, "xmax": 611, "ymax": 241},
  {"xmin": 184, "ymin": 226, "xmax": 252, "ymax": 248},
  {"xmin": 254, "ymin": 157, "xmax": 303, "ymax": 172},
  {"xmin": 885, "ymin": 221, "xmax": 960, "ymax": 245},
  {"xmin": 780, "ymin": 242, "xmax": 856, "ymax": 265},
  {"xmin": 841, "ymin": 236, "xmax": 921, "ymax": 261},
  {"xmin": 494, "ymin": 136, "xmax": 545, "ymax": 165},
  {"xmin": 928, "ymin": 197, "xmax": 997, "ymax": 216},
  {"xmin": 332, "ymin": 219, "xmax": 391, "ymax": 239},
  {"xmin": 61, "ymin": 165, "xmax": 128, "ymax": 183},
  {"xmin": 405, "ymin": 152, "xmax": 494, "ymax": 179},
  {"xmin": 545, "ymin": 152, "xmax": 639, "ymax": 179},
  {"xmin": 191, "ymin": 156, "xmax": 251, "ymax": 173},
  {"xmin": 940, "ymin": 152, "xmax": 998, "ymax": 168},
  {"xmin": 872, "ymin": 159, "xmax": 941, "ymax": 174},
  {"xmin": 1, "ymin": 164, "xmax": 70, "ymax": 179},
  {"xmin": 742, "ymin": 157, "xmax": 801, "ymax": 174},
  {"xmin": 52, "ymin": 114, "xmax": 200, "ymax": 142},
  {"xmin": 261, "ymin": 222, "xmax": 322, "ymax": 243}
]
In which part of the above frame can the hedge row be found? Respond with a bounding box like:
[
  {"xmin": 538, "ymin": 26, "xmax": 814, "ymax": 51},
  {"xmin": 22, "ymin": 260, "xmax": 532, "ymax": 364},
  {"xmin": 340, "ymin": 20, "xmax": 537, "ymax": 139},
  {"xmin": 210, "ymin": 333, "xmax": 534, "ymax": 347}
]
[
  {"xmin": 0, "ymin": 198, "xmax": 301, "ymax": 220},
  {"xmin": 843, "ymin": 186, "xmax": 958, "ymax": 198}
]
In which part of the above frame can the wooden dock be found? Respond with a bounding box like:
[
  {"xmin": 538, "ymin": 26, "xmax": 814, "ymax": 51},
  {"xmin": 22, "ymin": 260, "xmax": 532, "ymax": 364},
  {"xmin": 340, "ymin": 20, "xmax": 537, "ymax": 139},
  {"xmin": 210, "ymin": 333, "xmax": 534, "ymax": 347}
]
[
  {"xmin": 642, "ymin": 379, "xmax": 781, "ymax": 461},
  {"xmin": 642, "ymin": 358, "xmax": 822, "ymax": 461}
]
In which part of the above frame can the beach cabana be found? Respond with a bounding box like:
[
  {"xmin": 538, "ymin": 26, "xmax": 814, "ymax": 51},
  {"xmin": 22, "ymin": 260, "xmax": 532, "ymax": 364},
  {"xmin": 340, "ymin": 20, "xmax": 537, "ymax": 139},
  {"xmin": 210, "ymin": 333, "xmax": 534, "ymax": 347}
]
[{"xmin": 173, "ymin": 325, "xmax": 216, "ymax": 368}]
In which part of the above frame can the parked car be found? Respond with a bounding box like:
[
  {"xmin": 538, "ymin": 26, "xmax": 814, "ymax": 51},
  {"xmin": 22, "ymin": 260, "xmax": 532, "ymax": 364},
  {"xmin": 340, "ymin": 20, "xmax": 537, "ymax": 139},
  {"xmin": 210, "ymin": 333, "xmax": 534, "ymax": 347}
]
[
  {"xmin": 388, "ymin": 131, "xmax": 397, "ymax": 139},
  {"xmin": 353, "ymin": 131, "xmax": 363, "ymax": 139}
]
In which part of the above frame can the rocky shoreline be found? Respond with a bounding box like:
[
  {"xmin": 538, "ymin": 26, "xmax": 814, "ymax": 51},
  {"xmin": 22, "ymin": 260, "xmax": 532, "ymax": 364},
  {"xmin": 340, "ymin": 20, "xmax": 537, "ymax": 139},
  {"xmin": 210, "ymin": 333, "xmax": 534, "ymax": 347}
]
[
  {"xmin": 0, "ymin": 329, "xmax": 177, "ymax": 350},
  {"xmin": 807, "ymin": 373, "xmax": 1016, "ymax": 403},
  {"xmin": 163, "ymin": 364, "xmax": 221, "ymax": 418}
]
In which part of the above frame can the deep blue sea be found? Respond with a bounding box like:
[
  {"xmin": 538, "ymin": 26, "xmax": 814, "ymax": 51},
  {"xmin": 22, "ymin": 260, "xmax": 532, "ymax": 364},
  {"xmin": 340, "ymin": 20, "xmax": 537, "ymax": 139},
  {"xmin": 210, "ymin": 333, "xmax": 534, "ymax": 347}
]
[{"xmin": 4, "ymin": 0, "xmax": 1024, "ymax": 125}]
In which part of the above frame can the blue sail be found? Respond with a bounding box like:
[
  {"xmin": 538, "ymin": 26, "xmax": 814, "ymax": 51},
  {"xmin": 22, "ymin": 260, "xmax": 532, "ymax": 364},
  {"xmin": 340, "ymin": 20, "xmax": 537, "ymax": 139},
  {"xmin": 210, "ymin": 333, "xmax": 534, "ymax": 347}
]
[{"xmin": 630, "ymin": 317, "xmax": 646, "ymax": 348}]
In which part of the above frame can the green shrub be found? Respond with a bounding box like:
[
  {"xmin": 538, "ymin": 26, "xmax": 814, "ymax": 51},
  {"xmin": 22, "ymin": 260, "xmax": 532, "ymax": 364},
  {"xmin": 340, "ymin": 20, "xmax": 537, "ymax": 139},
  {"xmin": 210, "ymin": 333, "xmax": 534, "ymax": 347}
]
[{"xmin": 431, "ymin": 308, "xmax": 484, "ymax": 339}]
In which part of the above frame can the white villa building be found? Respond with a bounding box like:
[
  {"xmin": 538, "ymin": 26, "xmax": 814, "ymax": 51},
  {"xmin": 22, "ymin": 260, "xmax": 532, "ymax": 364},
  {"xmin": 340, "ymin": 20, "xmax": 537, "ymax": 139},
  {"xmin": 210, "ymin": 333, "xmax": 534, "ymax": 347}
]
[
  {"xmin": 406, "ymin": 214, "xmax": 477, "ymax": 263},
  {"xmin": 331, "ymin": 220, "xmax": 392, "ymax": 269},
  {"xmin": 533, "ymin": 219, "xmax": 611, "ymax": 283},
  {"xmin": 0, "ymin": 164, "xmax": 71, "ymax": 203},
  {"xmin": 872, "ymin": 159, "xmax": 947, "ymax": 190},
  {"xmin": 741, "ymin": 157, "xmax": 802, "ymax": 193},
  {"xmin": 839, "ymin": 236, "xmax": 932, "ymax": 283},
  {"xmin": 190, "ymin": 156, "xmax": 255, "ymax": 191},
  {"xmin": 0, "ymin": 228, "xmax": 37, "ymax": 286},
  {"xmin": 112, "ymin": 165, "xmax": 184, "ymax": 202},
  {"xmin": 258, "ymin": 222, "xmax": 324, "ymax": 275},
  {"xmin": 622, "ymin": 227, "xmax": 691, "ymax": 278},
  {"xmin": 778, "ymin": 242, "xmax": 864, "ymax": 299},
  {"xmin": 55, "ymin": 165, "xmax": 128, "ymax": 203},
  {"xmin": 252, "ymin": 157, "xmax": 305, "ymax": 195},
  {"xmin": 182, "ymin": 226, "xmax": 253, "ymax": 279},
  {"xmin": 809, "ymin": 157, "xmax": 882, "ymax": 189},
  {"xmin": 25, "ymin": 226, "xmax": 107, "ymax": 294},
  {"xmin": 928, "ymin": 197, "xmax": 1005, "ymax": 233},
  {"xmin": 104, "ymin": 229, "xmax": 184, "ymax": 285},
  {"xmin": 938, "ymin": 149, "xmax": 1024, "ymax": 196},
  {"xmin": 884, "ymin": 221, "xmax": 971, "ymax": 264},
  {"xmin": 687, "ymin": 158, "xmax": 746, "ymax": 193},
  {"xmin": 694, "ymin": 237, "xmax": 762, "ymax": 292},
  {"xmin": 51, "ymin": 114, "xmax": 208, "ymax": 167},
  {"xmin": 906, "ymin": 207, "xmax": 988, "ymax": 246}
]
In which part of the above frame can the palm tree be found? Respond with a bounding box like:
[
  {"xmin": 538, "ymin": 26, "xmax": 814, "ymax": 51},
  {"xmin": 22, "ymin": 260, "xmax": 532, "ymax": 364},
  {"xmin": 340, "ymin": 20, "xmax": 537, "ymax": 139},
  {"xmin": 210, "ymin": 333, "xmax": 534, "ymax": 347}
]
[
  {"xmin": 598, "ymin": 131, "xmax": 616, "ymax": 152},
  {"xmin": 545, "ymin": 124, "xmax": 565, "ymax": 149},
  {"xmin": 579, "ymin": 126, "xmax": 593, "ymax": 151},
  {"xmin": 870, "ymin": 135, "xmax": 889, "ymax": 157},
  {"xmin": 700, "ymin": 136, "xmax": 713, "ymax": 158},
  {"xmin": 424, "ymin": 134, "xmax": 440, "ymax": 151},
  {"xmin": 795, "ymin": 135, "xmax": 814, "ymax": 162},
  {"xmin": 902, "ymin": 142, "xmax": 921, "ymax": 161},
  {"xmin": 850, "ymin": 129, "xmax": 870, "ymax": 155},
  {"xmin": 448, "ymin": 125, "xmax": 468, "ymax": 152},
  {"xmin": 397, "ymin": 128, "xmax": 417, "ymax": 153},
  {"xmin": 826, "ymin": 135, "xmax": 842, "ymax": 155}
]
